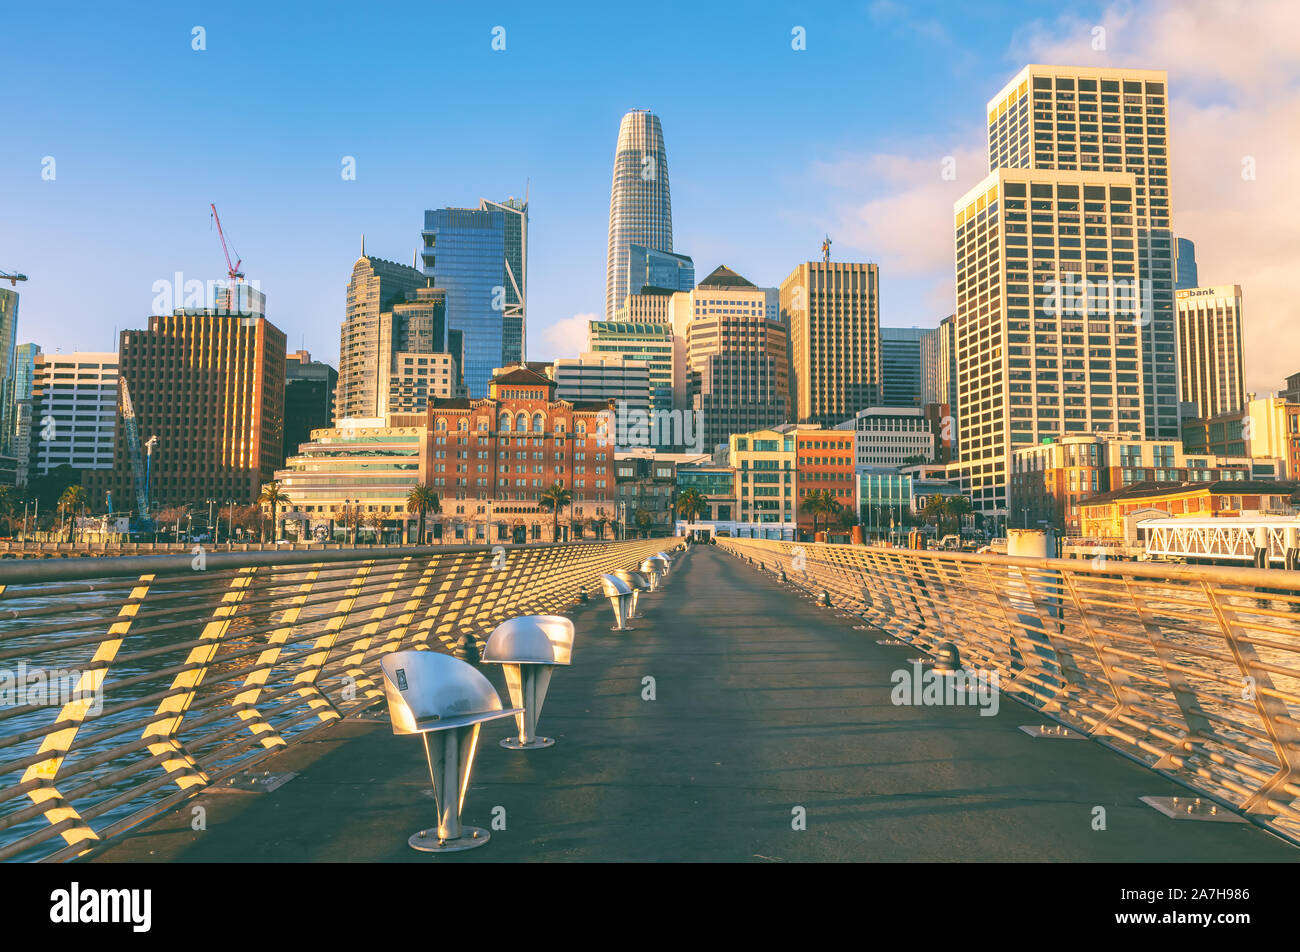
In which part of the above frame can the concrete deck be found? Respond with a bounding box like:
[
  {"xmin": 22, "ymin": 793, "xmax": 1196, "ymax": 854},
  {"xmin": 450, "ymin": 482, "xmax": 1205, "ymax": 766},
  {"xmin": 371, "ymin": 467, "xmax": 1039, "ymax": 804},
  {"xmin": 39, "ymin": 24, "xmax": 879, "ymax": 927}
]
[{"xmin": 92, "ymin": 546, "xmax": 1298, "ymax": 862}]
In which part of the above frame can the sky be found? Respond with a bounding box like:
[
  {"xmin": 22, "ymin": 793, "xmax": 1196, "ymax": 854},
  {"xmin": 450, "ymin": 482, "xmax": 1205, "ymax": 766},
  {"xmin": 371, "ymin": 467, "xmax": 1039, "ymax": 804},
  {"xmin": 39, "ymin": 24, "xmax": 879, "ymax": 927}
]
[{"xmin": 2, "ymin": 0, "xmax": 1297, "ymax": 394}]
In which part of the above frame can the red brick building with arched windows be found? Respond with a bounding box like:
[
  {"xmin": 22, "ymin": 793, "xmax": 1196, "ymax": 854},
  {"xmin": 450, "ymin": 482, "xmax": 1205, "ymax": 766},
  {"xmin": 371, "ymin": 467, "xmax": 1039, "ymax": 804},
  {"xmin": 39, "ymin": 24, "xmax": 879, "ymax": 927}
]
[{"xmin": 425, "ymin": 365, "xmax": 617, "ymax": 542}]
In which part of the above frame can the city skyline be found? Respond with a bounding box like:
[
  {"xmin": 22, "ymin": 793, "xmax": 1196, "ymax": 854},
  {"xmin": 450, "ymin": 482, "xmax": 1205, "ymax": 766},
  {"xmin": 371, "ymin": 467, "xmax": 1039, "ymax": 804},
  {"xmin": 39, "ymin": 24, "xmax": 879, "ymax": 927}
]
[{"xmin": 4, "ymin": 1, "xmax": 1297, "ymax": 397}]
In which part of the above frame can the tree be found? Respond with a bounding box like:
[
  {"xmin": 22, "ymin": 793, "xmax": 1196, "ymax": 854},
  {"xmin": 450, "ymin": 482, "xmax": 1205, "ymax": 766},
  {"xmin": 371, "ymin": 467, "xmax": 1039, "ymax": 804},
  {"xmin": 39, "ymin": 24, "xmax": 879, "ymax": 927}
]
[
  {"xmin": 922, "ymin": 496, "xmax": 947, "ymax": 533},
  {"xmin": 334, "ymin": 503, "xmax": 365, "ymax": 546},
  {"xmin": 676, "ymin": 488, "xmax": 707, "ymax": 525},
  {"xmin": 58, "ymin": 485, "xmax": 89, "ymax": 542},
  {"xmin": 538, "ymin": 482, "xmax": 573, "ymax": 542},
  {"xmin": 406, "ymin": 483, "xmax": 441, "ymax": 544},
  {"xmin": 943, "ymin": 495, "xmax": 973, "ymax": 535},
  {"xmin": 801, "ymin": 490, "xmax": 842, "ymax": 537},
  {"xmin": 258, "ymin": 481, "xmax": 291, "ymax": 542},
  {"xmin": 635, "ymin": 508, "xmax": 653, "ymax": 538}
]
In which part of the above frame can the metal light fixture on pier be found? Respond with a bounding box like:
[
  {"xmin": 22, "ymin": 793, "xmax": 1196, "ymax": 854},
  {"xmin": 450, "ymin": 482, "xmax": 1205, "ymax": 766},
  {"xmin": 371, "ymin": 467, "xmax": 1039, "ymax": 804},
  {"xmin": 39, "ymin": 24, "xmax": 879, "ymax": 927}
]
[
  {"xmin": 610, "ymin": 569, "xmax": 649, "ymax": 619},
  {"xmin": 600, "ymin": 573, "xmax": 635, "ymax": 630},
  {"xmin": 482, "ymin": 615, "xmax": 575, "ymax": 750},
  {"xmin": 380, "ymin": 650, "xmax": 520, "ymax": 853}
]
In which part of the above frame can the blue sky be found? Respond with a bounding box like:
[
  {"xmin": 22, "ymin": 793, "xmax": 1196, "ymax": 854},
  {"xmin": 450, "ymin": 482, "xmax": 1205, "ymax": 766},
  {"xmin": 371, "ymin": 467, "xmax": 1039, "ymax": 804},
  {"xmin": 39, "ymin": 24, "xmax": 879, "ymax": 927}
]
[{"xmin": 3, "ymin": 1, "xmax": 1297, "ymax": 392}]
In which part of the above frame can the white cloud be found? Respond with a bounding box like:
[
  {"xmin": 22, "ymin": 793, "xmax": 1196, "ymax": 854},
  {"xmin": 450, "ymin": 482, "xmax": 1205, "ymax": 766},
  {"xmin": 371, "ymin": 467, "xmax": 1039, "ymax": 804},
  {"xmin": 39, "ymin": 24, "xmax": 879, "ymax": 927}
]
[{"xmin": 534, "ymin": 311, "xmax": 596, "ymax": 362}]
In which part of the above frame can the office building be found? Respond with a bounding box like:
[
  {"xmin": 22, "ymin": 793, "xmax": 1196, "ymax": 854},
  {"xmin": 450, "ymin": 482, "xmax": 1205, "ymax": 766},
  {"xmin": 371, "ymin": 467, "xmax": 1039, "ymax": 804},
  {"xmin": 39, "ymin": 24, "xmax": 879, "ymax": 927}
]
[
  {"xmin": 108, "ymin": 305, "xmax": 286, "ymax": 509},
  {"xmin": 615, "ymin": 455, "xmax": 677, "ymax": 536},
  {"xmin": 628, "ymin": 244, "xmax": 693, "ymax": 293},
  {"xmin": 29, "ymin": 352, "xmax": 119, "ymax": 480},
  {"xmin": 587, "ymin": 319, "xmax": 674, "ymax": 410},
  {"xmin": 1184, "ymin": 396, "xmax": 1300, "ymax": 480},
  {"xmin": 605, "ymin": 109, "xmax": 674, "ymax": 320},
  {"xmin": 729, "ymin": 426, "xmax": 797, "ymax": 538},
  {"xmin": 612, "ymin": 286, "xmax": 674, "ymax": 324},
  {"xmin": 987, "ymin": 65, "xmax": 1178, "ymax": 440},
  {"xmin": 880, "ymin": 326, "xmax": 927, "ymax": 407},
  {"xmin": 275, "ymin": 414, "xmax": 428, "ymax": 543},
  {"xmin": 10, "ymin": 343, "xmax": 39, "ymax": 486},
  {"xmin": 780, "ymin": 261, "xmax": 880, "ymax": 428},
  {"xmin": 423, "ymin": 365, "xmax": 616, "ymax": 542},
  {"xmin": 1080, "ymin": 480, "xmax": 1300, "ymax": 543},
  {"xmin": 920, "ymin": 316, "xmax": 959, "ymax": 459},
  {"xmin": 1010, "ymin": 433, "xmax": 1266, "ymax": 535},
  {"xmin": 0, "ymin": 289, "xmax": 20, "ymax": 485},
  {"xmin": 337, "ymin": 254, "xmax": 426, "ymax": 421},
  {"xmin": 684, "ymin": 266, "xmax": 791, "ymax": 451},
  {"xmin": 793, "ymin": 426, "xmax": 855, "ymax": 537},
  {"xmin": 835, "ymin": 406, "xmax": 935, "ymax": 468},
  {"xmin": 1175, "ymin": 285, "xmax": 1245, "ymax": 420},
  {"xmin": 421, "ymin": 198, "xmax": 528, "ymax": 395},
  {"xmin": 952, "ymin": 169, "xmax": 1146, "ymax": 512},
  {"xmin": 676, "ymin": 463, "xmax": 736, "ymax": 522},
  {"xmin": 283, "ymin": 351, "xmax": 337, "ymax": 465},
  {"xmin": 552, "ymin": 355, "xmax": 650, "ymax": 446},
  {"xmin": 1175, "ymin": 237, "xmax": 1198, "ymax": 290}
]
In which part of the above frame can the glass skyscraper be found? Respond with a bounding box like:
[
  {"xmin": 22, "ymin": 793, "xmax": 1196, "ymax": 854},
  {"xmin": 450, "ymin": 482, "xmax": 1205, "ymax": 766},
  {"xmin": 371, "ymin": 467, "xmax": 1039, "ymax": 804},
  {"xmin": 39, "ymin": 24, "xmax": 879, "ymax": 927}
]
[
  {"xmin": 880, "ymin": 326, "xmax": 927, "ymax": 408},
  {"xmin": 628, "ymin": 243, "xmax": 693, "ymax": 293},
  {"xmin": 605, "ymin": 110, "xmax": 673, "ymax": 320},
  {"xmin": 1175, "ymin": 237, "xmax": 1198, "ymax": 290},
  {"xmin": 421, "ymin": 197, "xmax": 528, "ymax": 397}
]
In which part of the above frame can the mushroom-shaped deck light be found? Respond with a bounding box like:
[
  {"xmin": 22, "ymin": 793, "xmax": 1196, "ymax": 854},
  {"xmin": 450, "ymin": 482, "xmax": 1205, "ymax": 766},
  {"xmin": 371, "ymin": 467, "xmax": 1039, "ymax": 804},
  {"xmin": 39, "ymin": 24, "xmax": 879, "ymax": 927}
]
[
  {"xmin": 380, "ymin": 650, "xmax": 521, "ymax": 853},
  {"xmin": 600, "ymin": 573, "xmax": 635, "ymax": 630},
  {"xmin": 482, "ymin": 615, "xmax": 575, "ymax": 750},
  {"xmin": 610, "ymin": 568, "xmax": 649, "ymax": 618},
  {"xmin": 639, "ymin": 557, "xmax": 667, "ymax": 592},
  {"xmin": 655, "ymin": 551, "xmax": 674, "ymax": 574}
]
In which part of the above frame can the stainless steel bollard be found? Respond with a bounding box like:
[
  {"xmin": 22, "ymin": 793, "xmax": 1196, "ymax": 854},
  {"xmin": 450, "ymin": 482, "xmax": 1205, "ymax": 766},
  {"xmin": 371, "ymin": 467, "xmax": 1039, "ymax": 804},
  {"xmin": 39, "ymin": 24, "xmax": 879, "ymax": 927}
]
[
  {"xmin": 482, "ymin": 615, "xmax": 575, "ymax": 750},
  {"xmin": 639, "ymin": 557, "xmax": 665, "ymax": 592},
  {"xmin": 611, "ymin": 569, "xmax": 650, "ymax": 618},
  {"xmin": 600, "ymin": 573, "xmax": 635, "ymax": 630},
  {"xmin": 380, "ymin": 650, "xmax": 521, "ymax": 853}
]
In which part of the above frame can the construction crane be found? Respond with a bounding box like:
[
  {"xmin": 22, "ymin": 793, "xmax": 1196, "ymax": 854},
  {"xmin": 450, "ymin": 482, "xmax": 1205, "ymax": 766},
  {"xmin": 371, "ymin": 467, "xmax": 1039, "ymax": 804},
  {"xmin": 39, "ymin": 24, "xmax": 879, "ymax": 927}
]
[
  {"xmin": 119, "ymin": 377, "xmax": 154, "ymax": 527},
  {"xmin": 0, "ymin": 270, "xmax": 27, "ymax": 286},
  {"xmin": 210, "ymin": 203, "xmax": 243, "ymax": 313}
]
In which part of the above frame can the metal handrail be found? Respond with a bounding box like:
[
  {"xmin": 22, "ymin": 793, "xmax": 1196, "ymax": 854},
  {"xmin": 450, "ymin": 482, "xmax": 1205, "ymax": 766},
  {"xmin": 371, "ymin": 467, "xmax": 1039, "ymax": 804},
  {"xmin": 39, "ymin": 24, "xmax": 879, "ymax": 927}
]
[
  {"xmin": 717, "ymin": 537, "xmax": 1300, "ymax": 845},
  {"xmin": 0, "ymin": 539, "xmax": 676, "ymax": 862}
]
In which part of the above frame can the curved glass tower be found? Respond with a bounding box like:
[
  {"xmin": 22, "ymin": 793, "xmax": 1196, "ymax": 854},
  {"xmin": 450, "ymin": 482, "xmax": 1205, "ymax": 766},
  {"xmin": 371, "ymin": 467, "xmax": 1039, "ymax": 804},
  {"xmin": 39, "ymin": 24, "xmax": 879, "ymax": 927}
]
[{"xmin": 605, "ymin": 109, "xmax": 673, "ymax": 320}]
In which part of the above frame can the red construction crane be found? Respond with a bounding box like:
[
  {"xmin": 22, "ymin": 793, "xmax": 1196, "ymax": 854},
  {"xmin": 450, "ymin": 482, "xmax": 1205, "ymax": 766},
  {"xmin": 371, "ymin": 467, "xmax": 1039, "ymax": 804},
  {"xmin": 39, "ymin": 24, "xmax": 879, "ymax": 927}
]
[
  {"xmin": 209, "ymin": 204, "xmax": 243, "ymax": 285},
  {"xmin": 0, "ymin": 270, "xmax": 27, "ymax": 286}
]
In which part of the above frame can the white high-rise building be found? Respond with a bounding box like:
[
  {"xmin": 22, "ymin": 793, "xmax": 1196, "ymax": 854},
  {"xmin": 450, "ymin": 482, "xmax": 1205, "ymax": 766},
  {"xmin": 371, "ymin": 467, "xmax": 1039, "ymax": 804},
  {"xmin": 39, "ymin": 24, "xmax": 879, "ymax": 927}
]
[
  {"xmin": 30, "ymin": 352, "xmax": 119, "ymax": 477},
  {"xmin": 1176, "ymin": 285, "xmax": 1245, "ymax": 420},
  {"xmin": 986, "ymin": 65, "xmax": 1178, "ymax": 440},
  {"xmin": 604, "ymin": 110, "xmax": 673, "ymax": 321},
  {"xmin": 953, "ymin": 169, "xmax": 1147, "ymax": 512}
]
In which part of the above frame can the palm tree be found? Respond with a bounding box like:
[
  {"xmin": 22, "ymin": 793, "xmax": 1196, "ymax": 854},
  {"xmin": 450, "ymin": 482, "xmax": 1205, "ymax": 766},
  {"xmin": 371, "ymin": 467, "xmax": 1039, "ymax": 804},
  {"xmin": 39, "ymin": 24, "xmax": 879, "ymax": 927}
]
[
  {"xmin": 58, "ymin": 485, "xmax": 89, "ymax": 543},
  {"xmin": 676, "ymin": 488, "xmax": 707, "ymax": 525},
  {"xmin": 406, "ymin": 483, "xmax": 441, "ymax": 544},
  {"xmin": 258, "ymin": 481, "xmax": 291, "ymax": 542},
  {"xmin": 943, "ymin": 495, "xmax": 973, "ymax": 536},
  {"xmin": 537, "ymin": 482, "xmax": 573, "ymax": 542},
  {"xmin": 922, "ymin": 496, "xmax": 947, "ymax": 536},
  {"xmin": 635, "ymin": 508, "xmax": 653, "ymax": 538},
  {"xmin": 801, "ymin": 490, "xmax": 841, "ymax": 538}
]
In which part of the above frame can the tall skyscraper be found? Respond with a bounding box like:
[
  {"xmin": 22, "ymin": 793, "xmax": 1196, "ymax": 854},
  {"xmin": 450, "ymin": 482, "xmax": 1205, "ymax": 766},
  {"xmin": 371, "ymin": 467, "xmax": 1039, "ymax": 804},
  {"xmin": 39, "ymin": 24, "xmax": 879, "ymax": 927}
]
[
  {"xmin": 107, "ymin": 303, "xmax": 286, "ymax": 508},
  {"xmin": 0, "ymin": 288, "xmax": 20, "ymax": 484},
  {"xmin": 683, "ymin": 266, "xmax": 790, "ymax": 451},
  {"xmin": 920, "ymin": 315, "xmax": 959, "ymax": 459},
  {"xmin": 338, "ymin": 254, "xmax": 426, "ymax": 421},
  {"xmin": 628, "ymin": 244, "xmax": 693, "ymax": 293},
  {"xmin": 880, "ymin": 326, "xmax": 927, "ymax": 407},
  {"xmin": 283, "ymin": 350, "xmax": 338, "ymax": 464},
  {"xmin": 11, "ymin": 342, "xmax": 39, "ymax": 486},
  {"xmin": 605, "ymin": 110, "xmax": 673, "ymax": 320},
  {"xmin": 953, "ymin": 170, "xmax": 1146, "ymax": 512},
  {"xmin": 780, "ymin": 261, "xmax": 880, "ymax": 428},
  {"xmin": 1176, "ymin": 285, "xmax": 1245, "ymax": 420},
  {"xmin": 1175, "ymin": 237, "xmax": 1198, "ymax": 290},
  {"xmin": 421, "ymin": 198, "xmax": 528, "ymax": 396},
  {"xmin": 987, "ymin": 66, "xmax": 1178, "ymax": 440}
]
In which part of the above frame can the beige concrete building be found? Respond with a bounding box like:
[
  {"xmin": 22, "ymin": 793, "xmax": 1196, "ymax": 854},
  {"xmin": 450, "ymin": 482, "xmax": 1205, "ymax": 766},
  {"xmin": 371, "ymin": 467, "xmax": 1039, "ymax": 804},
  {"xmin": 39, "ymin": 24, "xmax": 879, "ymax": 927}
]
[
  {"xmin": 780, "ymin": 261, "xmax": 880, "ymax": 428},
  {"xmin": 986, "ymin": 65, "xmax": 1178, "ymax": 440},
  {"xmin": 681, "ymin": 266, "xmax": 790, "ymax": 451},
  {"xmin": 337, "ymin": 255, "xmax": 426, "ymax": 422},
  {"xmin": 952, "ymin": 169, "xmax": 1147, "ymax": 513},
  {"xmin": 1176, "ymin": 284, "xmax": 1245, "ymax": 420}
]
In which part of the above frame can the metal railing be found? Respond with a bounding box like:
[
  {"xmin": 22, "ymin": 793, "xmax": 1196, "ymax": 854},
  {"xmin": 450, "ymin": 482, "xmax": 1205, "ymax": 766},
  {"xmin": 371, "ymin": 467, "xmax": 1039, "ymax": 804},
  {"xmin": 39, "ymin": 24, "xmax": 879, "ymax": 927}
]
[
  {"xmin": 717, "ymin": 537, "xmax": 1300, "ymax": 844},
  {"xmin": 0, "ymin": 538, "xmax": 673, "ymax": 862}
]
